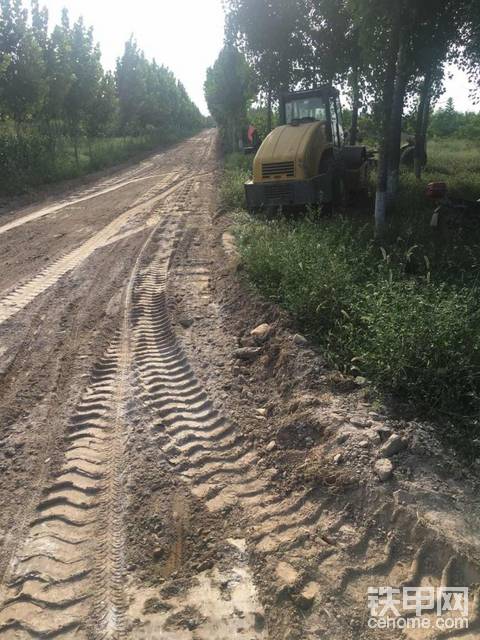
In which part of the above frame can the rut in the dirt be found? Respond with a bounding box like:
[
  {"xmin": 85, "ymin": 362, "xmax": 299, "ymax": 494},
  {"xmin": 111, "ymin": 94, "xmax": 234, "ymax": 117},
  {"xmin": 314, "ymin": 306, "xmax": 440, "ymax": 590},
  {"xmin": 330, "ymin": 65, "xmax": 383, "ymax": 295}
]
[
  {"xmin": 0, "ymin": 172, "xmax": 187, "ymax": 326},
  {"xmin": 0, "ymin": 173, "xmax": 200, "ymax": 638},
  {"xmin": 0, "ymin": 343, "xmax": 120, "ymax": 637}
]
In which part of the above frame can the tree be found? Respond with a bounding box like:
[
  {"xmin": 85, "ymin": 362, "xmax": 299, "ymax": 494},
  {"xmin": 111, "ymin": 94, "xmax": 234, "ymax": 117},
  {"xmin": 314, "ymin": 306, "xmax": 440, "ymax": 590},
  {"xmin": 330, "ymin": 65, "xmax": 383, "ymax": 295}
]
[
  {"xmin": 225, "ymin": 0, "xmax": 307, "ymax": 132},
  {"xmin": 0, "ymin": 0, "xmax": 205, "ymax": 194},
  {"xmin": 429, "ymin": 98, "xmax": 461, "ymax": 137},
  {"xmin": 116, "ymin": 37, "xmax": 148, "ymax": 134},
  {"xmin": 460, "ymin": 0, "xmax": 480, "ymax": 96},
  {"xmin": 85, "ymin": 71, "xmax": 118, "ymax": 147},
  {"xmin": 407, "ymin": 1, "xmax": 467, "ymax": 179},
  {"xmin": 0, "ymin": 0, "xmax": 45, "ymax": 134},
  {"xmin": 306, "ymin": 0, "xmax": 364, "ymax": 144},
  {"xmin": 30, "ymin": 0, "xmax": 47, "ymax": 50},
  {"xmin": 62, "ymin": 18, "xmax": 102, "ymax": 165},
  {"xmin": 42, "ymin": 10, "xmax": 73, "ymax": 143},
  {"xmin": 204, "ymin": 46, "xmax": 256, "ymax": 151},
  {"xmin": 116, "ymin": 40, "xmax": 204, "ymax": 138},
  {"xmin": 348, "ymin": 0, "xmax": 471, "ymax": 229}
]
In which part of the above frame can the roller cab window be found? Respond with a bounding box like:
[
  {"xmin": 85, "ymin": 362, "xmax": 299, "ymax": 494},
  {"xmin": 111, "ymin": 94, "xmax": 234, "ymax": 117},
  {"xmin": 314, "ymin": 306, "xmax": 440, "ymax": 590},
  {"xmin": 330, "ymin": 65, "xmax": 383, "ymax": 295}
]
[{"xmin": 284, "ymin": 96, "xmax": 327, "ymax": 124}]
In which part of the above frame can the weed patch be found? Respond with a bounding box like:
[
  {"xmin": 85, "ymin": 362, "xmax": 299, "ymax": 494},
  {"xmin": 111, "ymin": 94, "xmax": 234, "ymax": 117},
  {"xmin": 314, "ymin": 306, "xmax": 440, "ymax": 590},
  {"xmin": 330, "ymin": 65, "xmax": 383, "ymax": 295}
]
[
  {"xmin": 0, "ymin": 128, "xmax": 201, "ymax": 197},
  {"xmin": 226, "ymin": 143, "xmax": 480, "ymax": 450},
  {"xmin": 220, "ymin": 153, "xmax": 252, "ymax": 210}
]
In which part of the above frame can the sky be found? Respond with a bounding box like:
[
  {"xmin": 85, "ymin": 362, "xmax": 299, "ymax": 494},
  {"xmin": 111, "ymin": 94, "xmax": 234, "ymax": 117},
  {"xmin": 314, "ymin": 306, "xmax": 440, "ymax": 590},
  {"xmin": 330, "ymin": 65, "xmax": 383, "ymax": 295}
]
[
  {"xmin": 41, "ymin": 0, "xmax": 478, "ymax": 115},
  {"xmin": 42, "ymin": 0, "xmax": 226, "ymax": 114}
]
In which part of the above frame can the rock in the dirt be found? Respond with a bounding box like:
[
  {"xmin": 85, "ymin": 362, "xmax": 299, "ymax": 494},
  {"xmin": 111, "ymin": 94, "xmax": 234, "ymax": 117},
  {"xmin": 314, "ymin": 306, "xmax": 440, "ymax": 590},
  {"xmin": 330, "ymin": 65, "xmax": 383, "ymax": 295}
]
[
  {"xmin": 254, "ymin": 612, "xmax": 266, "ymax": 630},
  {"xmin": 250, "ymin": 323, "xmax": 272, "ymax": 344},
  {"xmin": 296, "ymin": 581, "xmax": 320, "ymax": 610},
  {"xmin": 372, "ymin": 425, "xmax": 393, "ymax": 441},
  {"xmin": 266, "ymin": 440, "xmax": 276, "ymax": 451},
  {"xmin": 333, "ymin": 453, "xmax": 342, "ymax": 464},
  {"xmin": 256, "ymin": 408, "xmax": 268, "ymax": 417},
  {"xmin": 275, "ymin": 560, "xmax": 297, "ymax": 584},
  {"xmin": 275, "ymin": 561, "xmax": 299, "ymax": 589},
  {"xmin": 233, "ymin": 347, "xmax": 261, "ymax": 361},
  {"xmin": 336, "ymin": 432, "xmax": 350, "ymax": 445},
  {"xmin": 293, "ymin": 333, "xmax": 308, "ymax": 346},
  {"xmin": 178, "ymin": 315, "xmax": 194, "ymax": 328},
  {"xmin": 374, "ymin": 458, "xmax": 394, "ymax": 481},
  {"xmin": 366, "ymin": 429, "xmax": 382, "ymax": 445},
  {"xmin": 354, "ymin": 376, "xmax": 368, "ymax": 386},
  {"xmin": 350, "ymin": 417, "xmax": 372, "ymax": 429},
  {"xmin": 379, "ymin": 434, "xmax": 407, "ymax": 458},
  {"xmin": 358, "ymin": 440, "xmax": 370, "ymax": 448}
]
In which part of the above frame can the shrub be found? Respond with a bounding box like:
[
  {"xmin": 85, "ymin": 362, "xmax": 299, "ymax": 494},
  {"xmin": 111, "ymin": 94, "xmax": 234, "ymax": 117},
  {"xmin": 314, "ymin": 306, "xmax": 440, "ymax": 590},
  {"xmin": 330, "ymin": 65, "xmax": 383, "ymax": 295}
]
[
  {"xmin": 0, "ymin": 126, "xmax": 200, "ymax": 196},
  {"xmin": 237, "ymin": 216, "xmax": 480, "ymax": 422}
]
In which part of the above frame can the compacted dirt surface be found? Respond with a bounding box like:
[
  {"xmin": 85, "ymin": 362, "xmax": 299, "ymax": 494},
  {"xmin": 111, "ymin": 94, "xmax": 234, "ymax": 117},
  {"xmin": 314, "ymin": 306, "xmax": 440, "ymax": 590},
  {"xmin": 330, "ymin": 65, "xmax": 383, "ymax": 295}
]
[{"xmin": 0, "ymin": 129, "xmax": 479, "ymax": 640}]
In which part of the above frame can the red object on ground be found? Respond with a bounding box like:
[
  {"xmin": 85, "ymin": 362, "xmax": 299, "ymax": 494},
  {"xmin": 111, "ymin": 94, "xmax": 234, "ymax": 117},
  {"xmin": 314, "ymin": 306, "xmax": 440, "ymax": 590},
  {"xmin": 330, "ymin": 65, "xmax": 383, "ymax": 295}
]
[{"xmin": 426, "ymin": 181, "xmax": 447, "ymax": 199}]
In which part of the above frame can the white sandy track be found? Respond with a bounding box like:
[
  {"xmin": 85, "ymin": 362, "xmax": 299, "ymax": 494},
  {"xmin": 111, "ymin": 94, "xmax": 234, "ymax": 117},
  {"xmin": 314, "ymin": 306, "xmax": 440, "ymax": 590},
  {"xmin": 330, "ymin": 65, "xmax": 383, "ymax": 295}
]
[
  {"xmin": 0, "ymin": 175, "xmax": 187, "ymax": 326},
  {"xmin": 0, "ymin": 173, "xmax": 168, "ymax": 238}
]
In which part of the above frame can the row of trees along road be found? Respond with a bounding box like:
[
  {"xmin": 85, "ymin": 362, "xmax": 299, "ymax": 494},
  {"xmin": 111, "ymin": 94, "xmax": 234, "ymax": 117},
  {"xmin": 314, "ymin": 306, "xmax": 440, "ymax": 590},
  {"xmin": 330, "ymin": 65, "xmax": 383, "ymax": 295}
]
[
  {"xmin": 0, "ymin": 0, "xmax": 205, "ymax": 194},
  {"xmin": 206, "ymin": 0, "xmax": 480, "ymax": 230}
]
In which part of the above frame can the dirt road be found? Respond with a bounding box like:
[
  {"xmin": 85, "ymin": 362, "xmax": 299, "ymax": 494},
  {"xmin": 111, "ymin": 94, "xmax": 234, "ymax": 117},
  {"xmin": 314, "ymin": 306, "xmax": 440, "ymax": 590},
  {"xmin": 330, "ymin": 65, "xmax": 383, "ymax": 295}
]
[{"xmin": 0, "ymin": 129, "xmax": 479, "ymax": 640}]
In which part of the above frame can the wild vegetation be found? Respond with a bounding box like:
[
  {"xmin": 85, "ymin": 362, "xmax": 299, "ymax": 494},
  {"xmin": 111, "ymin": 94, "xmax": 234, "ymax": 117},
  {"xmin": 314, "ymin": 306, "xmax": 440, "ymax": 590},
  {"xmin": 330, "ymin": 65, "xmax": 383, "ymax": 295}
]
[
  {"xmin": 0, "ymin": 0, "xmax": 205, "ymax": 196},
  {"xmin": 223, "ymin": 142, "xmax": 480, "ymax": 452},
  {"xmin": 341, "ymin": 98, "xmax": 480, "ymax": 147}
]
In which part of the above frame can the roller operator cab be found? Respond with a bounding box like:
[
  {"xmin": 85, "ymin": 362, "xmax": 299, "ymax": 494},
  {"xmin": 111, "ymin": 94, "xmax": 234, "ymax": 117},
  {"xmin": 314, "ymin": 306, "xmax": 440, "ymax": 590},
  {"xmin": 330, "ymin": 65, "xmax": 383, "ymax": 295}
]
[{"xmin": 245, "ymin": 87, "xmax": 367, "ymax": 212}]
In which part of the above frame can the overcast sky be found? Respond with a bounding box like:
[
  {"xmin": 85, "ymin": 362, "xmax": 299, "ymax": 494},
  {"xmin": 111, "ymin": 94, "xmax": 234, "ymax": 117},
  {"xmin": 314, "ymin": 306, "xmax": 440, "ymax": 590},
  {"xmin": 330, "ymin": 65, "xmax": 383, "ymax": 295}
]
[{"xmin": 41, "ymin": 0, "xmax": 477, "ymax": 115}]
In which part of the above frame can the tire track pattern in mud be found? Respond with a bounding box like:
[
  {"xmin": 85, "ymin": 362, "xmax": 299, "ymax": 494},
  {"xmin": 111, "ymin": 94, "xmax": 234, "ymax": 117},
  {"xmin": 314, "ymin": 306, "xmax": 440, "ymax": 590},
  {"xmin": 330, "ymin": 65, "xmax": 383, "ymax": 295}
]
[
  {"xmin": 0, "ymin": 158, "xmax": 168, "ymax": 238},
  {"xmin": 0, "ymin": 343, "xmax": 120, "ymax": 638},
  {"xmin": 0, "ymin": 174, "xmax": 187, "ymax": 326},
  {"xmin": 130, "ymin": 203, "xmax": 339, "ymax": 570},
  {"xmin": 0, "ymin": 194, "xmax": 190, "ymax": 638},
  {"xmin": 165, "ymin": 215, "xmax": 480, "ymax": 639}
]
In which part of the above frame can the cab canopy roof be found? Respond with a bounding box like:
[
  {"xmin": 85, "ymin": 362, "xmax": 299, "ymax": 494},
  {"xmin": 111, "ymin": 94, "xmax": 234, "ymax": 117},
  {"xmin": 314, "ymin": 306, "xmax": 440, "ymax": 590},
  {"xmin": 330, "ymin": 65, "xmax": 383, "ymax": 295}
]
[
  {"xmin": 280, "ymin": 86, "xmax": 340, "ymax": 102},
  {"xmin": 279, "ymin": 87, "xmax": 340, "ymax": 126}
]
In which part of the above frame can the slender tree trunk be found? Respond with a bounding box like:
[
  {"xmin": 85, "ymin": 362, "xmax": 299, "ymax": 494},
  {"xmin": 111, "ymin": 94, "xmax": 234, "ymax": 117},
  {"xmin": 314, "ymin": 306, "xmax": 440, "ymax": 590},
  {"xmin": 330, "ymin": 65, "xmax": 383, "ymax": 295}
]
[
  {"xmin": 266, "ymin": 86, "xmax": 272, "ymax": 134},
  {"xmin": 47, "ymin": 120, "xmax": 57, "ymax": 157},
  {"xmin": 374, "ymin": 20, "xmax": 401, "ymax": 233},
  {"xmin": 421, "ymin": 96, "xmax": 431, "ymax": 147},
  {"xmin": 73, "ymin": 136, "xmax": 79, "ymax": 168},
  {"xmin": 375, "ymin": 141, "xmax": 389, "ymax": 232},
  {"xmin": 414, "ymin": 70, "xmax": 432, "ymax": 179},
  {"xmin": 230, "ymin": 119, "xmax": 236, "ymax": 153},
  {"xmin": 14, "ymin": 119, "xmax": 23, "ymax": 140},
  {"xmin": 387, "ymin": 36, "xmax": 409, "ymax": 199},
  {"xmin": 350, "ymin": 64, "xmax": 360, "ymax": 145}
]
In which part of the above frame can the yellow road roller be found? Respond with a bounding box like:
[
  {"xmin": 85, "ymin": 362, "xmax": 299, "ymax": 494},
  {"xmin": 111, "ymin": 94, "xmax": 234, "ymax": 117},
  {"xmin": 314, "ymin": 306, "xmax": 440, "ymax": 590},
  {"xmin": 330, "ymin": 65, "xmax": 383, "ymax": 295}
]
[{"xmin": 245, "ymin": 86, "xmax": 368, "ymax": 212}]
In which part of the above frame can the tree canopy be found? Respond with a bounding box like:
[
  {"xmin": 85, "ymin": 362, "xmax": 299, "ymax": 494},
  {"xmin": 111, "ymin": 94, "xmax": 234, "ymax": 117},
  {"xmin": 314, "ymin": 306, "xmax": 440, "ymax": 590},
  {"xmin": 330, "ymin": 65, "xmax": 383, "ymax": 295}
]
[
  {"xmin": 0, "ymin": 0, "xmax": 206, "ymax": 186},
  {"xmin": 204, "ymin": 45, "xmax": 256, "ymax": 151}
]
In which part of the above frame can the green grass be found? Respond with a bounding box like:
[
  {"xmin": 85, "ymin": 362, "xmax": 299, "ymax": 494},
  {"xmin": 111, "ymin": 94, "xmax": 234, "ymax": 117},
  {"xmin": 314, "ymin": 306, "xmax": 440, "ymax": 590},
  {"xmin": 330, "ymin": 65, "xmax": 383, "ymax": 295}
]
[
  {"xmin": 219, "ymin": 152, "xmax": 252, "ymax": 210},
  {"xmin": 0, "ymin": 127, "xmax": 200, "ymax": 197},
  {"xmin": 224, "ymin": 140, "xmax": 480, "ymax": 454}
]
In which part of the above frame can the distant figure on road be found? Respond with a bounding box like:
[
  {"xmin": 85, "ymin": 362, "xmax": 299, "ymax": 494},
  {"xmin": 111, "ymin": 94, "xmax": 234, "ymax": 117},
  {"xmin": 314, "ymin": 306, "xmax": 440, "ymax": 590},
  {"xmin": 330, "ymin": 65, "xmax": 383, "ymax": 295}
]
[{"xmin": 247, "ymin": 124, "xmax": 260, "ymax": 151}]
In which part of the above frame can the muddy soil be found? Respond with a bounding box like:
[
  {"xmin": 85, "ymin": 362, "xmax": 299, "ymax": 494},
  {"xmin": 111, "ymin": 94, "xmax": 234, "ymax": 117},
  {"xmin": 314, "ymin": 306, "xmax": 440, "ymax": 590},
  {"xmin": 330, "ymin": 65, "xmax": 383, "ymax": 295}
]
[{"xmin": 0, "ymin": 129, "xmax": 479, "ymax": 640}]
